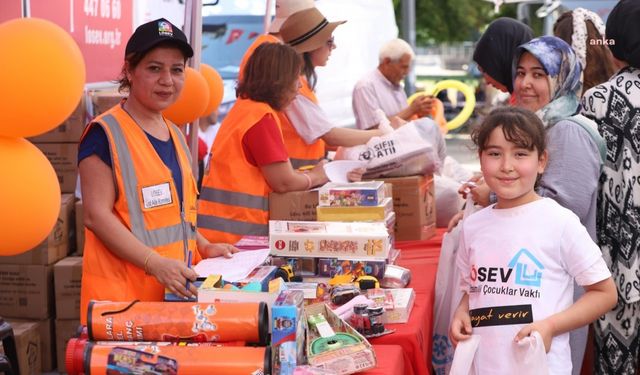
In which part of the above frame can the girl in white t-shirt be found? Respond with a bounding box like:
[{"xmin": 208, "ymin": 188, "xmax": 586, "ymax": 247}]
[{"xmin": 449, "ymin": 107, "xmax": 617, "ymax": 374}]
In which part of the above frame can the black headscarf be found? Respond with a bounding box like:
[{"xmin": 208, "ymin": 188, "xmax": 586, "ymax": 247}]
[
  {"xmin": 473, "ymin": 17, "xmax": 534, "ymax": 93},
  {"xmin": 606, "ymin": 0, "xmax": 640, "ymax": 68}
]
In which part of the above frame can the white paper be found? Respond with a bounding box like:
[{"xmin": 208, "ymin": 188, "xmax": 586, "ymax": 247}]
[
  {"xmin": 193, "ymin": 248, "xmax": 270, "ymax": 282},
  {"xmin": 323, "ymin": 160, "xmax": 368, "ymax": 183}
]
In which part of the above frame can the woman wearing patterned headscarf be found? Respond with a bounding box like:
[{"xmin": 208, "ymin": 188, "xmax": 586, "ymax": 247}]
[
  {"xmin": 513, "ymin": 35, "xmax": 604, "ymax": 375},
  {"xmin": 554, "ymin": 8, "xmax": 616, "ymax": 95},
  {"xmin": 581, "ymin": 0, "xmax": 640, "ymax": 373}
]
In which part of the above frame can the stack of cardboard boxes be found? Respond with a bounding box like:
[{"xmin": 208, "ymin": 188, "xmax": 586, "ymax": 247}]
[
  {"xmin": 0, "ymin": 91, "xmax": 120, "ymax": 373},
  {"xmin": 0, "ymin": 194, "xmax": 77, "ymax": 373}
]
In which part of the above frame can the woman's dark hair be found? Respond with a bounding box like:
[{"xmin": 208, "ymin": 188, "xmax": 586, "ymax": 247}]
[
  {"xmin": 472, "ymin": 107, "xmax": 546, "ymax": 155},
  {"xmin": 302, "ymin": 52, "xmax": 317, "ymax": 91},
  {"xmin": 553, "ymin": 11, "xmax": 616, "ymax": 93},
  {"xmin": 236, "ymin": 43, "xmax": 302, "ymax": 110},
  {"xmin": 117, "ymin": 40, "xmax": 189, "ymax": 92}
]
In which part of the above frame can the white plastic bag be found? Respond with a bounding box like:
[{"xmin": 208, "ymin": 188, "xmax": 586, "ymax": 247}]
[
  {"xmin": 432, "ymin": 196, "xmax": 476, "ymax": 374},
  {"xmin": 334, "ymin": 119, "xmax": 440, "ymax": 178},
  {"xmin": 449, "ymin": 334, "xmax": 481, "ymax": 375},
  {"xmin": 515, "ymin": 331, "xmax": 549, "ymax": 375}
]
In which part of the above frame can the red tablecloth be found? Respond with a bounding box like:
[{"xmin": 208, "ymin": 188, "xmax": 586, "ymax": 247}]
[
  {"xmin": 362, "ymin": 345, "xmax": 411, "ymax": 375},
  {"xmin": 369, "ymin": 228, "xmax": 445, "ymax": 375}
]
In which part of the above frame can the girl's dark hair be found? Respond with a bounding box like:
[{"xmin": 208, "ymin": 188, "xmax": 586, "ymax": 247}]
[
  {"xmin": 117, "ymin": 41, "xmax": 189, "ymax": 92},
  {"xmin": 472, "ymin": 107, "xmax": 546, "ymax": 155},
  {"xmin": 553, "ymin": 11, "xmax": 616, "ymax": 93},
  {"xmin": 302, "ymin": 52, "xmax": 317, "ymax": 91},
  {"xmin": 236, "ymin": 43, "xmax": 302, "ymax": 110}
]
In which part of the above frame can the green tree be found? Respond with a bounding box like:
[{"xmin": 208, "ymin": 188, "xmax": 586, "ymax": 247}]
[{"xmin": 394, "ymin": 0, "xmax": 516, "ymax": 43}]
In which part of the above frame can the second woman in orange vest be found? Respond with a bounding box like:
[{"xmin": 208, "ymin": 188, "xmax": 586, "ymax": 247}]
[
  {"xmin": 198, "ymin": 43, "xmax": 331, "ymax": 244},
  {"xmin": 77, "ymin": 18, "xmax": 238, "ymax": 324},
  {"xmin": 277, "ymin": 7, "xmax": 393, "ymax": 169}
]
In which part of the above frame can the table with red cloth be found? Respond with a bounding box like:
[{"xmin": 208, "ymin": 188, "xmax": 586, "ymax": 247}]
[
  {"xmin": 368, "ymin": 229, "xmax": 446, "ymax": 375},
  {"xmin": 361, "ymin": 345, "xmax": 411, "ymax": 375}
]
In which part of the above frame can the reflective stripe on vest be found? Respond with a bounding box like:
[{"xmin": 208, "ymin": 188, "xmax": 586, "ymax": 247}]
[
  {"xmin": 198, "ymin": 187, "xmax": 269, "ymax": 236},
  {"xmin": 200, "ymin": 187, "xmax": 268, "ymax": 211},
  {"xmin": 197, "ymin": 213, "xmax": 269, "ymax": 236},
  {"xmin": 102, "ymin": 114, "xmax": 196, "ymax": 247}
]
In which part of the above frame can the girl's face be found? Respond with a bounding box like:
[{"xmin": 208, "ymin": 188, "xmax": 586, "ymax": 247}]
[
  {"xmin": 480, "ymin": 125, "xmax": 547, "ymax": 209},
  {"xmin": 514, "ymin": 52, "xmax": 551, "ymax": 112},
  {"xmin": 127, "ymin": 46, "xmax": 186, "ymax": 112},
  {"xmin": 310, "ymin": 35, "xmax": 336, "ymax": 68}
]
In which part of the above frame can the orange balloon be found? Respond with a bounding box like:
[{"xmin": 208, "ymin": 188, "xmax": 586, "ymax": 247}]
[
  {"xmin": 163, "ymin": 67, "xmax": 209, "ymax": 125},
  {"xmin": 0, "ymin": 137, "xmax": 61, "ymax": 256},
  {"xmin": 200, "ymin": 64, "xmax": 224, "ymax": 116},
  {"xmin": 0, "ymin": 18, "xmax": 86, "ymax": 138}
]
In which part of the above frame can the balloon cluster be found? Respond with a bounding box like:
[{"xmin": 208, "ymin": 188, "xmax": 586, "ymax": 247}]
[
  {"xmin": 0, "ymin": 18, "xmax": 86, "ymax": 255},
  {"xmin": 162, "ymin": 63, "xmax": 224, "ymax": 125}
]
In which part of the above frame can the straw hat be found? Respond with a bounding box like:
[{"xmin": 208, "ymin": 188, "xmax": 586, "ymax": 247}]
[
  {"xmin": 280, "ymin": 8, "xmax": 346, "ymax": 53},
  {"xmin": 269, "ymin": 0, "xmax": 315, "ymax": 33}
]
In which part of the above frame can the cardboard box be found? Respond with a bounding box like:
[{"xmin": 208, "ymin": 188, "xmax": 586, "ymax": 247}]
[
  {"xmin": 91, "ymin": 91, "xmax": 125, "ymax": 117},
  {"xmin": 269, "ymin": 221, "xmax": 390, "ymax": 259},
  {"xmin": 0, "ymin": 321, "xmax": 41, "ymax": 375},
  {"xmin": 316, "ymin": 197, "xmax": 393, "ymax": 222},
  {"xmin": 318, "ymin": 181, "xmax": 386, "ymax": 207},
  {"xmin": 33, "ymin": 143, "xmax": 79, "ymax": 193},
  {"xmin": 27, "ymin": 97, "xmax": 86, "ymax": 143},
  {"xmin": 8, "ymin": 319, "xmax": 55, "ymax": 372},
  {"xmin": 0, "ymin": 264, "xmax": 54, "ymax": 319},
  {"xmin": 269, "ymin": 190, "xmax": 319, "ymax": 221},
  {"xmin": 374, "ymin": 175, "xmax": 436, "ymax": 241},
  {"xmin": 75, "ymin": 199, "xmax": 84, "ymax": 255},
  {"xmin": 54, "ymin": 257, "xmax": 83, "ymax": 319},
  {"xmin": 0, "ymin": 194, "xmax": 74, "ymax": 265},
  {"xmin": 55, "ymin": 319, "xmax": 81, "ymax": 374}
]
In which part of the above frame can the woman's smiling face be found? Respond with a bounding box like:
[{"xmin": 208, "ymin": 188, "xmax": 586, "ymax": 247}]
[{"xmin": 514, "ymin": 52, "xmax": 551, "ymax": 112}]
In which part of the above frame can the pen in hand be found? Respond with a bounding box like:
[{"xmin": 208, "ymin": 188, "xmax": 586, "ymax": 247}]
[{"xmin": 185, "ymin": 250, "xmax": 192, "ymax": 297}]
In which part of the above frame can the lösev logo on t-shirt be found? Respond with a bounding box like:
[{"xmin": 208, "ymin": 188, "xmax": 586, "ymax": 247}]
[{"xmin": 469, "ymin": 248, "xmax": 545, "ymax": 298}]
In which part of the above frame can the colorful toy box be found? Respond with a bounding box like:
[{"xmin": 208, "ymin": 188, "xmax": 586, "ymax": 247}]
[
  {"xmin": 316, "ymin": 197, "xmax": 393, "ymax": 221},
  {"xmin": 271, "ymin": 290, "xmax": 305, "ymax": 375},
  {"xmin": 318, "ymin": 181, "xmax": 386, "ymax": 207},
  {"xmin": 317, "ymin": 258, "xmax": 386, "ymax": 280},
  {"xmin": 269, "ymin": 221, "xmax": 390, "ymax": 259}
]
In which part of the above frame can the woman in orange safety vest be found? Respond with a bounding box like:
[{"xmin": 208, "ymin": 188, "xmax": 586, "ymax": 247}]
[
  {"xmin": 198, "ymin": 43, "xmax": 332, "ymax": 244},
  {"xmin": 77, "ymin": 18, "xmax": 237, "ymax": 324},
  {"xmin": 278, "ymin": 7, "xmax": 393, "ymax": 169}
]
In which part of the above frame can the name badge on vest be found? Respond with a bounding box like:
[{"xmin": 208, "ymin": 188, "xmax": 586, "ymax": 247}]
[{"xmin": 141, "ymin": 182, "xmax": 173, "ymax": 209}]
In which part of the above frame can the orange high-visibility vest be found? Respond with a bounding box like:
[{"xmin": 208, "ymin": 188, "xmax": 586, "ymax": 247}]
[
  {"xmin": 79, "ymin": 104, "xmax": 199, "ymax": 325},
  {"xmin": 238, "ymin": 34, "xmax": 280, "ymax": 83},
  {"xmin": 280, "ymin": 76, "xmax": 326, "ymax": 169},
  {"xmin": 198, "ymin": 98, "xmax": 282, "ymax": 244}
]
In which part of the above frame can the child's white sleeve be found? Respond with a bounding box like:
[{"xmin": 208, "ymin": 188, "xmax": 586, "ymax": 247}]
[
  {"xmin": 574, "ymin": 257, "xmax": 611, "ymax": 286},
  {"xmin": 456, "ymin": 225, "xmax": 471, "ymax": 293},
  {"xmin": 561, "ymin": 217, "xmax": 609, "ymax": 279}
]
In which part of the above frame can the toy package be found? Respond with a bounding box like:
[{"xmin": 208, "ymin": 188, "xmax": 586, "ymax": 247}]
[
  {"xmin": 318, "ymin": 181, "xmax": 386, "ymax": 207},
  {"xmin": 269, "ymin": 220, "xmax": 390, "ymax": 259},
  {"xmin": 272, "ymin": 290, "xmax": 306, "ymax": 375}
]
